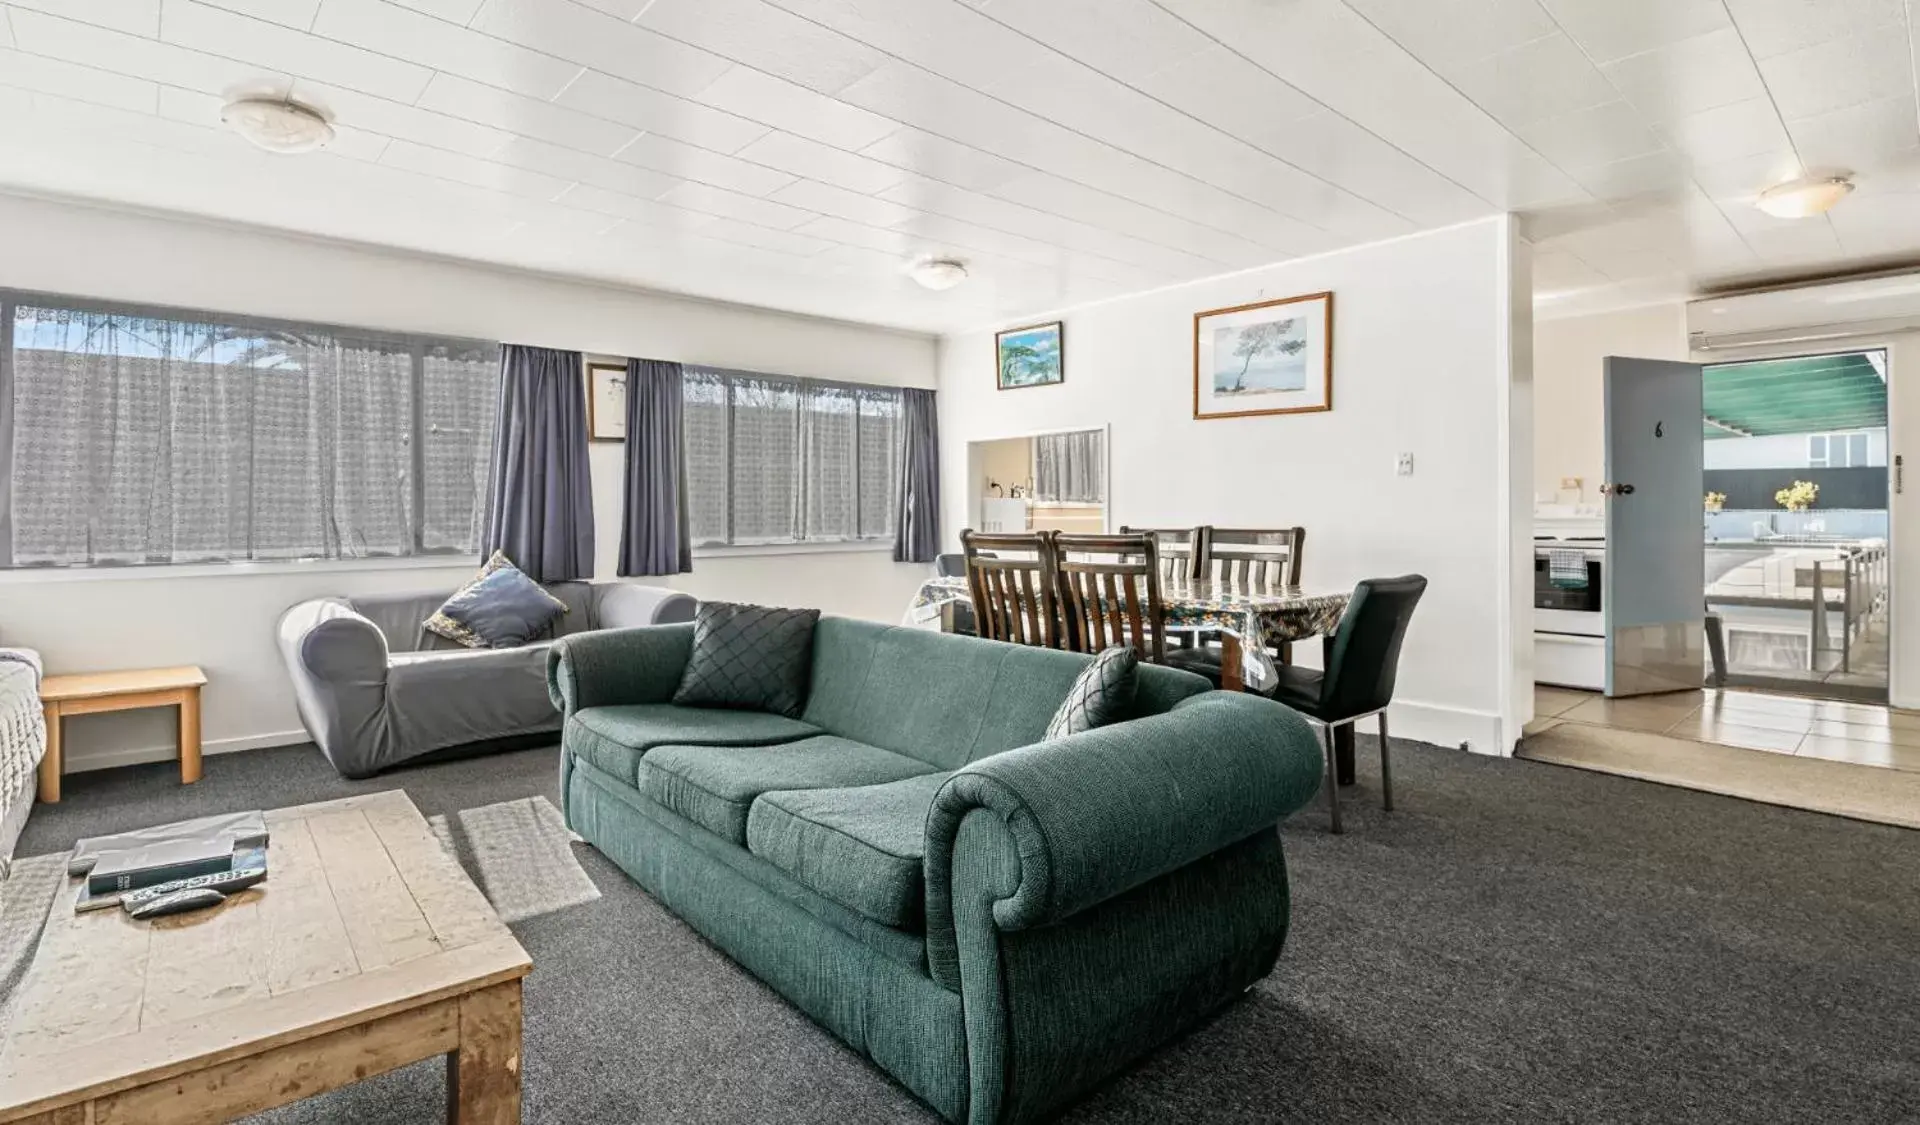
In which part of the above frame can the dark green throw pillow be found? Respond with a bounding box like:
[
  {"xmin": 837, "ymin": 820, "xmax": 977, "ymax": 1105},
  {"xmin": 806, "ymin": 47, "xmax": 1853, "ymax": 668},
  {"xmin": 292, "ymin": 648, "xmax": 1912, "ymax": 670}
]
[
  {"xmin": 673, "ymin": 602, "xmax": 821, "ymax": 718},
  {"xmin": 1045, "ymin": 645, "xmax": 1138, "ymax": 740}
]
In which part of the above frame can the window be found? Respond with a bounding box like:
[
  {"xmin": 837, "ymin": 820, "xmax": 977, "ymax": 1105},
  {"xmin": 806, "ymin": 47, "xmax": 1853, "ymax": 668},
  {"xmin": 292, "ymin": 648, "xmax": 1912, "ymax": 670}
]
[
  {"xmin": 682, "ymin": 366, "xmax": 902, "ymax": 547},
  {"xmin": 0, "ymin": 295, "xmax": 498, "ymax": 568},
  {"xmin": 1807, "ymin": 432, "xmax": 1871, "ymax": 468}
]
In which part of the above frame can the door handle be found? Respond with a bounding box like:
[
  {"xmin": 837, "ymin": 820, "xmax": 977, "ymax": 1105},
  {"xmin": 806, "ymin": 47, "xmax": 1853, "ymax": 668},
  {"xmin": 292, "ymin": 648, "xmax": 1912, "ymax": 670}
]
[{"xmin": 1599, "ymin": 483, "xmax": 1635, "ymax": 496}]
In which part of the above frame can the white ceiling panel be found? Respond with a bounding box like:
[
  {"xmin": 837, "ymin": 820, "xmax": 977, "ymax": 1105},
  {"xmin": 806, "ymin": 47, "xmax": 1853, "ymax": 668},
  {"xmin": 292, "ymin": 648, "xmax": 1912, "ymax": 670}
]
[
  {"xmin": 635, "ymin": 0, "xmax": 885, "ymax": 95},
  {"xmin": 1442, "ymin": 33, "xmax": 1619, "ymax": 129},
  {"xmin": 311, "ymin": 0, "xmax": 580, "ymax": 100},
  {"xmin": 735, "ymin": 130, "xmax": 906, "ymax": 195},
  {"xmin": 420, "ymin": 72, "xmax": 635, "ymax": 154},
  {"xmin": 8, "ymin": 7, "xmax": 289, "ymax": 100},
  {"xmin": 1538, "ymin": 0, "xmax": 1732, "ymax": 64},
  {"xmin": 0, "ymin": 44, "xmax": 159, "ymax": 112},
  {"xmin": 554, "ymin": 69, "xmax": 768, "ymax": 153},
  {"xmin": 657, "ymin": 180, "xmax": 817, "ymax": 229},
  {"xmin": 0, "ymin": 0, "xmax": 1915, "ymax": 331},
  {"xmin": 1597, "ymin": 27, "xmax": 1769, "ymax": 122},
  {"xmin": 612, "ymin": 132, "xmax": 796, "ymax": 196},
  {"xmin": 7, "ymin": 0, "xmax": 159, "ymax": 37},
  {"xmin": 857, "ymin": 127, "xmax": 1027, "ymax": 193},
  {"xmin": 467, "ymin": 0, "xmax": 732, "ymax": 99},
  {"xmin": 1755, "ymin": 20, "xmax": 1915, "ymax": 121},
  {"xmin": 160, "ymin": 0, "xmax": 433, "ymax": 103},
  {"xmin": 693, "ymin": 65, "xmax": 900, "ymax": 151},
  {"xmin": 770, "ymin": 179, "xmax": 920, "ymax": 228}
]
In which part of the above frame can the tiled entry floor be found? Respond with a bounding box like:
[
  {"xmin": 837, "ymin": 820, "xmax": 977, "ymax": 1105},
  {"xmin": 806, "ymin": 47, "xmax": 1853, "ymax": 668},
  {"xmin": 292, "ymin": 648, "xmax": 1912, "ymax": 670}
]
[{"xmin": 1530, "ymin": 686, "xmax": 1920, "ymax": 773}]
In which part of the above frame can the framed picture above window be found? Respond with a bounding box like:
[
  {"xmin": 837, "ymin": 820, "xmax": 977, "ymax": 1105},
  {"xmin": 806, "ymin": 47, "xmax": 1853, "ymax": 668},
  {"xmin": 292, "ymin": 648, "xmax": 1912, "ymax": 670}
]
[
  {"xmin": 1193, "ymin": 291, "xmax": 1333, "ymax": 420},
  {"xmin": 588, "ymin": 362, "xmax": 627, "ymax": 442},
  {"xmin": 996, "ymin": 321, "xmax": 1064, "ymax": 389}
]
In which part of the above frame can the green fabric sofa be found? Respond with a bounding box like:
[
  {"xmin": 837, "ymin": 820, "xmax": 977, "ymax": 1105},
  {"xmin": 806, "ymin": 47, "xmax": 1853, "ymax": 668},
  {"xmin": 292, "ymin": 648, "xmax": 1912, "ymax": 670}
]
[{"xmin": 547, "ymin": 617, "xmax": 1323, "ymax": 1124}]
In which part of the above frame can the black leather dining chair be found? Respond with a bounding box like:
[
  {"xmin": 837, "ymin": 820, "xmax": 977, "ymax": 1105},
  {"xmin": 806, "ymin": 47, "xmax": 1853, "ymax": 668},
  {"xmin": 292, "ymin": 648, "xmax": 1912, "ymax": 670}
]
[
  {"xmin": 934, "ymin": 554, "xmax": 978, "ymax": 636},
  {"xmin": 1264, "ymin": 575, "xmax": 1427, "ymax": 834}
]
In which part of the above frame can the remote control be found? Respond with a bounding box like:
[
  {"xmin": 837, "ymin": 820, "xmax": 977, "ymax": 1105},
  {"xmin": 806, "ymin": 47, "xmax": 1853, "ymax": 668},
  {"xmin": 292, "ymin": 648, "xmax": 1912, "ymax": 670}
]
[
  {"xmin": 127, "ymin": 887, "xmax": 227, "ymax": 919},
  {"xmin": 119, "ymin": 855, "xmax": 268, "ymax": 913}
]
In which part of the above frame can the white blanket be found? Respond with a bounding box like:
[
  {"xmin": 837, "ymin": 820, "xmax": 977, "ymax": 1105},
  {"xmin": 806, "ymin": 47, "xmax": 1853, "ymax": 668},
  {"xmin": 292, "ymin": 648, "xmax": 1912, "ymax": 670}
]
[{"xmin": 0, "ymin": 652, "xmax": 45, "ymax": 881}]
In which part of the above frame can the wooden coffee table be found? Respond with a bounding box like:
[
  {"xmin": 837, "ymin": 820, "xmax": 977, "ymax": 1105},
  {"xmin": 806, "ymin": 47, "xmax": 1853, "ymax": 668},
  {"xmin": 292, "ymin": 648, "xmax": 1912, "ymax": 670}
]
[{"xmin": 0, "ymin": 791, "xmax": 531, "ymax": 1124}]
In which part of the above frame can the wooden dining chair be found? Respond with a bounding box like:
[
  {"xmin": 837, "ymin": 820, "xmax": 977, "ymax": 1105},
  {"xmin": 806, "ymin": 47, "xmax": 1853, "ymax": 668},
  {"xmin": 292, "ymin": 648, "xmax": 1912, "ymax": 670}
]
[
  {"xmin": 1203, "ymin": 527, "xmax": 1306, "ymax": 589},
  {"xmin": 1052, "ymin": 532, "xmax": 1167, "ymax": 664},
  {"xmin": 1118, "ymin": 525, "xmax": 1208, "ymax": 583},
  {"xmin": 959, "ymin": 529, "xmax": 1061, "ymax": 649}
]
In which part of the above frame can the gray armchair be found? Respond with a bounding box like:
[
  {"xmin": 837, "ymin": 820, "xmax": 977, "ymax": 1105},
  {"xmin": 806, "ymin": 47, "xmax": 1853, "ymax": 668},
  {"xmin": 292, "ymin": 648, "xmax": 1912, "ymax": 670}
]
[{"xmin": 277, "ymin": 580, "xmax": 694, "ymax": 778}]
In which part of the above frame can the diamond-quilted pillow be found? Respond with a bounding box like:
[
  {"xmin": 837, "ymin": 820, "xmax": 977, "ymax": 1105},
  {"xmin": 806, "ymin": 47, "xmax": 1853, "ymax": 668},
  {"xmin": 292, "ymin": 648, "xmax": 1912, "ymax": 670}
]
[
  {"xmin": 1044, "ymin": 645, "xmax": 1138, "ymax": 740},
  {"xmin": 672, "ymin": 602, "xmax": 822, "ymax": 718}
]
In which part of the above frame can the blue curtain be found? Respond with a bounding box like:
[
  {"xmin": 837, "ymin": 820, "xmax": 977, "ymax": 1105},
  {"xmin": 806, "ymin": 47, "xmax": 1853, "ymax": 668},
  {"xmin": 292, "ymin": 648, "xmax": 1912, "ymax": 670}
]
[
  {"xmin": 618, "ymin": 358, "xmax": 692, "ymax": 576},
  {"xmin": 893, "ymin": 388, "xmax": 940, "ymax": 563},
  {"xmin": 482, "ymin": 344, "xmax": 594, "ymax": 582}
]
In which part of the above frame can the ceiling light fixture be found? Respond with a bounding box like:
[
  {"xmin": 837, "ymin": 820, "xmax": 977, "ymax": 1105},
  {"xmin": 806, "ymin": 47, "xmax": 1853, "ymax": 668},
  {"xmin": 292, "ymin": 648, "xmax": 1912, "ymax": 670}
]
[
  {"xmin": 221, "ymin": 97, "xmax": 335, "ymax": 154},
  {"xmin": 907, "ymin": 257, "xmax": 968, "ymax": 291},
  {"xmin": 1755, "ymin": 175, "xmax": 1854, "ymax": 219}
]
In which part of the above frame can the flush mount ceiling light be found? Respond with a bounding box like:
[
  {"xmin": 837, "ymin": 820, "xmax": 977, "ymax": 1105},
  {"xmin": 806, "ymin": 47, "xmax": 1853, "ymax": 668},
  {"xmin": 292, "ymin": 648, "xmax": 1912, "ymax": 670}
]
[
  {"xmin": 221, "ymin": 97, "xmax": 335, "ymax": 154},
  {"xmin": 1755, "ymin": 175, "xmax": 1854, "ymax": 219},
  {"xmin": 907, "ymin": 257, "xmax": 968, "ymax": 291}
]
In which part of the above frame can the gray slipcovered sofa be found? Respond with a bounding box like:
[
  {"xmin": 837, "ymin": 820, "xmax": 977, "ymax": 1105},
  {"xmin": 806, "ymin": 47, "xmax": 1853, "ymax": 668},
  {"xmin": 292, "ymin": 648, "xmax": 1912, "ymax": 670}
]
[{"xmin": 278, "ymin": 580, "xmax": 693, "ymax": 778}]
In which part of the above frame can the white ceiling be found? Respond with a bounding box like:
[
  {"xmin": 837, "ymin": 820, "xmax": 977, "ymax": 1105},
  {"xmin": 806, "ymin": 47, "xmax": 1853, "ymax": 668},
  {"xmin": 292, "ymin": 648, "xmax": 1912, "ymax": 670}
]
[{"xmin": 0, "ymin": 0, "xmax": 1916, "ymax": 332}]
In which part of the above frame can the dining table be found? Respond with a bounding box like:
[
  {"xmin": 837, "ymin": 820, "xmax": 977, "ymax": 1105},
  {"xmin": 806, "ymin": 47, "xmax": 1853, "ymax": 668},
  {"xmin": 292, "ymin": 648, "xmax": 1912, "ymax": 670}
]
[{"xmin": 904, "ymin": 574, "xmax": 1362, "ymax": 784}]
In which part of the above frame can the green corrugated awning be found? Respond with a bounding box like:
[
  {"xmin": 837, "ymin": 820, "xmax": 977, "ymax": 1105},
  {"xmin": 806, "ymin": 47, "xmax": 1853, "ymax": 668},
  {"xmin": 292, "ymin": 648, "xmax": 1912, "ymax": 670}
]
[{"xmin": 1702, "ymin": 352, "xmax": 1887, "ymax": 439}]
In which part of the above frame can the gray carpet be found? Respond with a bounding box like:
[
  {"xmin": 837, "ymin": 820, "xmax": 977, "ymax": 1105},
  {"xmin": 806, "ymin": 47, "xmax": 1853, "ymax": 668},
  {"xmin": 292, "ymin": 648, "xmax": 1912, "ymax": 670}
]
[{"xmin": 15, "ymin": 738, "xmax": 1920, "ymax": 1124}]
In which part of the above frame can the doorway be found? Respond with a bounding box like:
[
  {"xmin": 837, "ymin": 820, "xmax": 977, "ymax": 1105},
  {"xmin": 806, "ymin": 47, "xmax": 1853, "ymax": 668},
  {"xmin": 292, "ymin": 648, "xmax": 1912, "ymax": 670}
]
[{"xmin": 1702, "ymin": 349, "xmax": 1890, "ymax": 703}]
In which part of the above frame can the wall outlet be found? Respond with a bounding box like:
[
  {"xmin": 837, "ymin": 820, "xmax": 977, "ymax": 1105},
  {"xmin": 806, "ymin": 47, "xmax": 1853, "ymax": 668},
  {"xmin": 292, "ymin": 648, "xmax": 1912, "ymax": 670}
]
[{"xmin": 1395, "ymin": 453, "xmax": 1414, "ymax": 476}]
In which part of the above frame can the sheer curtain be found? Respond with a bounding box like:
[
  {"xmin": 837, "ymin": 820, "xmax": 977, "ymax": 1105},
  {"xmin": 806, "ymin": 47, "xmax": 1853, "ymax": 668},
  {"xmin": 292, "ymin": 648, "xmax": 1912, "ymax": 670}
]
[
  {"xmin": 1033, "ymin": 430, "xmax": 1104, "ymax": 504},
  {"xmin": 5, "ymin": 303, "xmax": 479, "ymax": 566}
]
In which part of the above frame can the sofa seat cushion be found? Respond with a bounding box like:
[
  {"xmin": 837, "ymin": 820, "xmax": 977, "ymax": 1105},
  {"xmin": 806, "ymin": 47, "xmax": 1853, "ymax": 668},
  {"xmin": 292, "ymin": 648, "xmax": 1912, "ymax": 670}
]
[
  {"xmin": 747, "ymin": 772, "xmax": 951, "ymax": 930},
  {"xmin": 640, "ymin": 736, "xmax": 934, "ymax": 844},
  {"xmin": 569, "ymin": 705, "xmax": 821, "ymax": 786}
]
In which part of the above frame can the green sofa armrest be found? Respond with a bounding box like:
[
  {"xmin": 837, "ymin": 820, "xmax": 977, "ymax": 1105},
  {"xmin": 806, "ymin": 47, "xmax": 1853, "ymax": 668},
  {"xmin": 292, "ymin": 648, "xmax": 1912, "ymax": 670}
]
[
  {"xmin": 547, "ymin": 622, "xmax": 694, "ymax": 714},
  {"xmin": 923, "ymin": 690, "xmax": 1321, "ymax": 984}
]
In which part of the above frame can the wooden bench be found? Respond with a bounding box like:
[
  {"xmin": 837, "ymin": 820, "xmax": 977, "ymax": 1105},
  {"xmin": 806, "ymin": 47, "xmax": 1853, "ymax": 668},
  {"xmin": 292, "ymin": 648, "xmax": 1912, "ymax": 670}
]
[{"xmin": 38, "ymin": 665, "xmax": 207, "ymax": 804}]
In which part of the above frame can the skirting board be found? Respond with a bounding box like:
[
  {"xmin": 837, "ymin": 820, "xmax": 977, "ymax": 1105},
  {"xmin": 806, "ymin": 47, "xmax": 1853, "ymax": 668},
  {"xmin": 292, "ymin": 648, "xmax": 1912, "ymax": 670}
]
[
  {"xmin": 61, "ymin": 729, "xmax": 309, "ymax": 774},
  {"xmin": 1388, "ymin": 699, "xmax": 1509, "ymax": 757}
]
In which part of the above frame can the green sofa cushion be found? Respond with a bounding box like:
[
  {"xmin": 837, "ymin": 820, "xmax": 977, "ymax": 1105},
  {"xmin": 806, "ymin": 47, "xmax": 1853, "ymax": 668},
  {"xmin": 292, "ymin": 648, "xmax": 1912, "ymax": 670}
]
[
  {"xmin": 568, "ymin": 704, "xmax": 821, "ymax": 786},
  {"xmin": 640, "ymin": 735, "xmax": 934, "ymax": 844},
  {"xmin": 747, "ymin": 772, "xmax": 953, "ymax": 930},
  {"xmin": 803, "ymin": 618, "xmax": 1211, "ymax": 770}
]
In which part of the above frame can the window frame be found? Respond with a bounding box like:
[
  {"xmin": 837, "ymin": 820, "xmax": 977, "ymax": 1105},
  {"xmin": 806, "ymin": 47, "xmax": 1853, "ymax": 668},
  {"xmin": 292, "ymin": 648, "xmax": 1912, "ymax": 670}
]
[
  {"xmin": 682, "ymin": 365, "xmax": 902, "ymax": 550},
  {"xmin": 0, "ymin": 288, "xmax": 499, "ymax": 571}
]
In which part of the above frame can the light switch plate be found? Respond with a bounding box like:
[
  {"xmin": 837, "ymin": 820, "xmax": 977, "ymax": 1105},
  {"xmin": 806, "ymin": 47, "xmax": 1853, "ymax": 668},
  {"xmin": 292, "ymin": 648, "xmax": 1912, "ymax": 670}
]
[{"xmin": 1395, "ymin": 453, "xmax": 1414, "ymax": 476}]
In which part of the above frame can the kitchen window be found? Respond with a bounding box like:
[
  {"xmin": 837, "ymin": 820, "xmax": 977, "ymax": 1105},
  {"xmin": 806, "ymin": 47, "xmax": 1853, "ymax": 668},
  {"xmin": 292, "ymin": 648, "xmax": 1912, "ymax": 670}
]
[{"xmin": 1807, "ymin": 432, "xmax": 1871, "ymax": 468}]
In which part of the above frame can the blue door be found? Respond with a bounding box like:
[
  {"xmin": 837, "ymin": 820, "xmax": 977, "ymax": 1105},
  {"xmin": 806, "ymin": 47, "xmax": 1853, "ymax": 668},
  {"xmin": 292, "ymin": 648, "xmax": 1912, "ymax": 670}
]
[{"xmin": 1604, "ymin": 356, "xmax": 1705, "ymax": 697}]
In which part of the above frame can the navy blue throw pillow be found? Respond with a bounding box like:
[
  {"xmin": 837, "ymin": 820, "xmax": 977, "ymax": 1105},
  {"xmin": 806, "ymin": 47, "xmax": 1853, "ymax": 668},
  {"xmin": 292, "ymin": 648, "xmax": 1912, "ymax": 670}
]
[{"xmin": 425, "ymin": 551, "xmax": 569, "ymax": 648}]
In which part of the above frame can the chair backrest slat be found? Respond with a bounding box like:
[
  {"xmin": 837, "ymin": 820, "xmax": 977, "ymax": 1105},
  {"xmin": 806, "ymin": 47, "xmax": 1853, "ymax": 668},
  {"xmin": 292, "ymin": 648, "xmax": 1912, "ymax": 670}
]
[
  {"xmin": 1053, "ymin": 532, "xmax": 1166, "ymax": 664},
  {"xmin": 1203, "ymin": 527, "xmax": 1306, "ymax": 591},
  {"xmin": 961, "ymin": 529, "xmax": 1060, "ymax": 649},
  {"xmin": 1119, "ymin": 525, "xmax": 1207, "ymax": 583}
]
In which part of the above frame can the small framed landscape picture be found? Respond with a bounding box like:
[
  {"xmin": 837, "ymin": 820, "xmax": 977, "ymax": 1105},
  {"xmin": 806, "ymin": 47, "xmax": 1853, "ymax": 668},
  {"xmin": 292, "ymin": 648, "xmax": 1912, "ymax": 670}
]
[
  {"xmin": 587, "ymin": 362, "xmax": 627, "ymax": 442},
  {"xmin": 1193, "ymin": 291, "xmax": 1333, "ymax": 420},
  {"xmin": 996, "ymin": 321, "xmax": 1064, "ymax": 390}
]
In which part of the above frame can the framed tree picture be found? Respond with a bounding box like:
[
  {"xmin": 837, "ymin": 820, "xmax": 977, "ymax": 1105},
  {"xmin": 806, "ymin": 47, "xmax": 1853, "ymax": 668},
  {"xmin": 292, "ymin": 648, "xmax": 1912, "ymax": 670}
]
[
  {"xmin": 587, "ymin": 362, "xmax": 627, "ymax": 442},
  {"xmin": 996, "ymin": 321, "xmax": 1064, "ymax": 389},
  {"xmin": 1192, "ymin": 291, "xmax": 1333, "ymax": 420}
]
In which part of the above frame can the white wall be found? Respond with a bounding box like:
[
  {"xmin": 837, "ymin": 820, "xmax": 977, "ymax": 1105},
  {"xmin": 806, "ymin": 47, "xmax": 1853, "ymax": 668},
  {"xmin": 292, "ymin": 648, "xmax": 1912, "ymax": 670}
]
[
  {"xmin": 1534, "ymin": 303, "xmax": 1687, "ymax": 502},
  {"xmin": 0, "ymin": 193, "xmax": 936, "ymax": 771},
  {"xmin": 937, "ymin": 218, "xmax": 1532, "ymax": 752},
  {"xmin": 1703, "ymin": 428, "xmax": 1887, "ymax": 470}
]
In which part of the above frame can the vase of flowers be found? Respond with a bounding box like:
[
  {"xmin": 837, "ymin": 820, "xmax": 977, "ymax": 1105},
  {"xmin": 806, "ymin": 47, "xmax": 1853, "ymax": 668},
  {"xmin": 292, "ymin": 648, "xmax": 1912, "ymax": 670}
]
[{"xmin": 1704, "ymin": 491, "xmax": 1726, "ymax": 513}]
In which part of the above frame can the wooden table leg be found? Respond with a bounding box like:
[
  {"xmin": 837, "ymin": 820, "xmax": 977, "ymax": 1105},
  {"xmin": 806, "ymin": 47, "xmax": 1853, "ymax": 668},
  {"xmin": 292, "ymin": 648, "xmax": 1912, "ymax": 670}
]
[
  {"xmin": 37, "ymin": 701, "xmax": 61, "ymax": 804},
  {"xmin": 1219, "ymin": 634, "xmax": 1244, "ymax": 693},
  {"xmin": 178, "ymin": 685, "xmax": 202, "ymax": 785},
  {"xmin": 1334, "ymin": 723, "xmax": 1356, "ymax": 787},
  {"xmin": 448, "ymin": 979, "xmax": 523, "ymax": 1125}
]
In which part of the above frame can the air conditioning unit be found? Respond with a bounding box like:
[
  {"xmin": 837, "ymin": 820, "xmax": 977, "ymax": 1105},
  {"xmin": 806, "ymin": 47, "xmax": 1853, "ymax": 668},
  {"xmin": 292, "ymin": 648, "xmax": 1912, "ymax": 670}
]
[{"xmin": 1689, "ymin": 271, "xmax": 1920, "ymax": 351}]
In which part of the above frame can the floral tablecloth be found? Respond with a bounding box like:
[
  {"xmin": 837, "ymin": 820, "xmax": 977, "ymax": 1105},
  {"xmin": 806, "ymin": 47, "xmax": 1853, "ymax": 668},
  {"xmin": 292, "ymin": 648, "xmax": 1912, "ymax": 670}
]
[{"xmin": 904, "ymin": 576, "xmax": 1349, "ymax": 690}]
